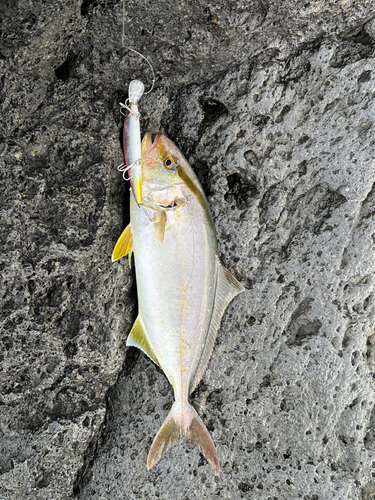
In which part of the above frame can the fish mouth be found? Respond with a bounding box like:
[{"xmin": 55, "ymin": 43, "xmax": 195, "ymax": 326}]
[{"xmin": 158, "ymin": 200, "xmax": 178, "ymax": 210}]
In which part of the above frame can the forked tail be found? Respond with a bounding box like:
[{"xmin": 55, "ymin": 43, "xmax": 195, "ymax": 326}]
[{"xmin": 147, "ymin": 401, "xmax": 220, "ymax": 471}]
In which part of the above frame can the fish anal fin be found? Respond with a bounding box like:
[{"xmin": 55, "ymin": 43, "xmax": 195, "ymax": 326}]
[
  {"xmin": 190, "ymin": 259, "xmax": 245, "ymax": 393},
  {"xmin": 154, "ymin": 211, "xmax": 167, "ymax": 242},
  {"xmin": 127, "ymin": 316, "xmax": 160, "ymax": 367},
  {"xmin": 147, "ymin": 401, "xmax": 219, "ymax": 472},
  {"xmin": 112, "ymin": 223, "xmax": 133, "ymax": 262}
]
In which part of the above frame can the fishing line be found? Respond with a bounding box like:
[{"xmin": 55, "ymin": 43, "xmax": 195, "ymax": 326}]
[{"xmin": 121, "ymin": 0, "xmax": 155, "ymax": 94}]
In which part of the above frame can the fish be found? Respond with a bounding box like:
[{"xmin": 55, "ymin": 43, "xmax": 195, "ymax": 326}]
[{"xmin": 112, "ymin": 133, "xmax": 244, "ymax": 471}]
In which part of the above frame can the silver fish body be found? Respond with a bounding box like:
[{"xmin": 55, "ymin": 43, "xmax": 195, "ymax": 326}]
[
  {"xmin": 131, "ymin": 164, "xmax": 217, "ymax": 393},
  {"xmin": 114, "ymin": 133, "xmax": 244, "ymax": 470}
]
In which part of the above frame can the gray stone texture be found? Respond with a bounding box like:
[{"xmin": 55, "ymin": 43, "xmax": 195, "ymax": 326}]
[{"xmin": 1, "ymin": 1, "xmax": 375, "ymax": 499}]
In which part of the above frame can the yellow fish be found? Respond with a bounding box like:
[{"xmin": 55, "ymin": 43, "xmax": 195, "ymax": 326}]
[{"xmin": 113, "ymin": 133, "xmax": 244, "ymax": 471}]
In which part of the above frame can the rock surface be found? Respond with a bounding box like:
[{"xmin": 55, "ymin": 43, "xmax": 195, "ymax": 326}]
[{"xmin": 1, "ymin": 1, "xmax": 375, "ymax": 499}]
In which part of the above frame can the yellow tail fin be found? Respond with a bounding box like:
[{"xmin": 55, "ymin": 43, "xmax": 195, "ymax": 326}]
[{"xmin": 147, "ymin": 401, "xmax": 220, "ymax": 472}]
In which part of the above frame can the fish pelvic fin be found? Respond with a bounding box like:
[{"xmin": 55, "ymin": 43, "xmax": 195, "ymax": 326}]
[
  {"xmin": 147, "ymin": 401, "xmax": 220, "ymax": 472},
  {"xmin": 127, "ymin": 316, "xmax": 160, "ymax": 368},
  {"xmin": 112, "ymin": 223, "xmax": 133, "ymax": 264},
  {"xmin": 153, "ymin": 211, "xmax": 167, "ymax": 242}
]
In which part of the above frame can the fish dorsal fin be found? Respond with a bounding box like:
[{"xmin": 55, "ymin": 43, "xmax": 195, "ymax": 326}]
[
  {"xmin": 127, "ymin": 316, "xmax": 161, "ymax": 368},
  {"xmin": 154, "ymin": 211, "xmax": 167, "ymax": 242},
  {"xmin": 189, "ymin": 258, "xmax": 245, "ymax": 394},
  {"xmin": 112, "ymin": 223, "xmax": 133, "ymax": 265}
]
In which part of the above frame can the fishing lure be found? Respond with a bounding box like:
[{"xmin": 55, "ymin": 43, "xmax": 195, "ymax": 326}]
[{"xmin": 118, "ymin": 79, "xmax": 145, "ymax": 205}]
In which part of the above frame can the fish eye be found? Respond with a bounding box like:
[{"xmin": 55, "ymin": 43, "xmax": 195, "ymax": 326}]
[{"xmin": 164, "ymin": 156, "xmax": 176, "ymax": 170}]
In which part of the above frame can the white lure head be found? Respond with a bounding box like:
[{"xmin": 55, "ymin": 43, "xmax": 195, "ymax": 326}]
[{"xmin": 128, "ymin": 80, "xmax": 145, "ymax": 105}]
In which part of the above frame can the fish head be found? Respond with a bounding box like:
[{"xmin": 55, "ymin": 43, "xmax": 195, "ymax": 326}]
[
  {"xmin": 140, "ymin": 132, "xmax": 214, "ymax": 240},
  {"xmin": 141, "ymin": 133, "xmax": 193, "ymax": 211}
]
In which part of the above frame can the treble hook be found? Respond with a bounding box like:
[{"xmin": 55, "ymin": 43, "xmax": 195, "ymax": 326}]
[{"xmin": 117, "ymin": 158, "xmax": 141, "ymax": 181}]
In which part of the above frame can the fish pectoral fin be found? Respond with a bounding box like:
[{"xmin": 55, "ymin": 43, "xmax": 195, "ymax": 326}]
[
  {"xmin": 112, "ymin": 223, "xmax": 133, "ymax": 263},
  {"xmin": 190, "ymin": 259, "xmax": 245, "ymax": 394},
  {"xmin": 153, "ymin": 211, "xmax": 167, "ymax": 242},
  {"xmin": 127, "ymin": 316, "xmax": 160, "ymax": 367}
]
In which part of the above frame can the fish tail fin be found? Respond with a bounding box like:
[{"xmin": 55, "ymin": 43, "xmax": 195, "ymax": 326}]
[{"xmin": 147, "ymin": 401, "xmax": 220, "ymax": 472}]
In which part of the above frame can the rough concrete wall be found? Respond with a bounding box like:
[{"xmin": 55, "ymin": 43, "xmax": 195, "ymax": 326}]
[{"xmin": 1, "ymin": 1, "xmax": 375, "ymax": 499}]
